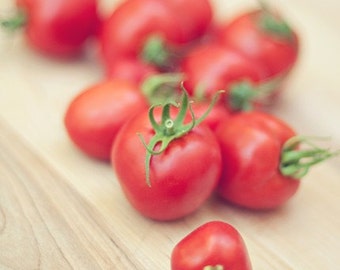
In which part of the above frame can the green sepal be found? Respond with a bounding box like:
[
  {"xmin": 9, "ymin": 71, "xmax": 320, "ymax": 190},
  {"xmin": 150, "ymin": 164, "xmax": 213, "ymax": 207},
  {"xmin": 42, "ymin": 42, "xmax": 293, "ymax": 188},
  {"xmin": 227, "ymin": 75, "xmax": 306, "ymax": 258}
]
[
  {"xmin": 139, "ymin": 85, "xmax": 222, "ymax": 186},
  {"xmin": 280, "ymin": 136, "xmax": 340, "ymax": 179}
]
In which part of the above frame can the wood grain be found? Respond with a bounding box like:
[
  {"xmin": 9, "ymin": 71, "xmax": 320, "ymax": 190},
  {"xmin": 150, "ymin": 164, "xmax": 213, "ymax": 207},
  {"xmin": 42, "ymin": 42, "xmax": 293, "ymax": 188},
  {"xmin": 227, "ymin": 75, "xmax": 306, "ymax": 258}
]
[{"xmin": 1, "ymin": 0, "xmax": 340, "ymax": 269}]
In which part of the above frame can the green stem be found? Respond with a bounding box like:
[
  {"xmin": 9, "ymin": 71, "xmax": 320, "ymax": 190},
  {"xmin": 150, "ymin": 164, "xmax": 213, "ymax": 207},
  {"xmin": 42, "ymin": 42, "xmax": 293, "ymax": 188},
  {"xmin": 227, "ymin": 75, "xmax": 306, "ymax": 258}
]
[
  {"xmin": 139, "ymin": 86, "xmax": 222, "ymax": 186},
  {"xmin": 1, "ymin": 10, "xmax": 26, "ymax": 31},
  {"xmin": 257, "ymin": 1, "xmax": 293, "ymax": 40},
  {"xmin": 280, "ymin": 136, "xmax": 340, "ymax": 179},
  {"xmin": 228, "ymin": 73, "xmax": 284, "ymax": 111},
  {"xmin": 141, "ymin": 73, "xmax": 184, "ymax": 105},
  {"xmin": 140, "ymin": 35, "xmax": 172, "ymax": 70}
]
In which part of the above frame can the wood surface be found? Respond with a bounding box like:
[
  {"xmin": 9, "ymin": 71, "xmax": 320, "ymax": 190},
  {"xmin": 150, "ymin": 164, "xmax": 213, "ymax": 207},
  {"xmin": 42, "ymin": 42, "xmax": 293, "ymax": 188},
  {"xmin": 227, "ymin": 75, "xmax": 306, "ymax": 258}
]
[{"xmin": 1, "ymin": 0, "xmax": 340, "ymax": 269}]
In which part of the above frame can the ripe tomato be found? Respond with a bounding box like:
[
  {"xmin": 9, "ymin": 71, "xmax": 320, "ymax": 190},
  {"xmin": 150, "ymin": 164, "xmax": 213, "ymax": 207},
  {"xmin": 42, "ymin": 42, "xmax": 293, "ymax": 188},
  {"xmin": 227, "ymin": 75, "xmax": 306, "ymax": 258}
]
[
  {"xmin": 11, "ymin": 0, "xmax": 101, "ymax": 57},
  {"xmin": 100, "ymin": 0, "xmax": 213, "ymax": 76},
  {"xmin": 100, "ymin": 0, "xmax": 182, "ymax": 72},
  {"xmin": 180, "ymin": 43, "xmax": 273, "ymax": 111},
  {"xmin": 111, "ymin": 92, "xmax": 222, "ymax": 220},
  {"xmin": 217, "ymin": 8, "xmax": 299, "ymax": 78},
  {"xmin": 171, "ymin": 221, "xmax": 252, "ymax": 270},
  {"xmin": 215, "ymin": 111, "xmax": 337, "ymax": 210},
  {"xmin": 64, "ymin": 79, "xmax": 148, "ymax": 160},
  {"xmin": 215, "ymin": 111, "xmax": 298, "ymax": 209}
]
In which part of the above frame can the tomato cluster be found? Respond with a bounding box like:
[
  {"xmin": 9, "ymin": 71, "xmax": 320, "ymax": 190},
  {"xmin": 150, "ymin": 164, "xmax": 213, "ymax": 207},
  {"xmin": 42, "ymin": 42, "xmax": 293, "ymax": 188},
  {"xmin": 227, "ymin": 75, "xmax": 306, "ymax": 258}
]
[{"xmin": 5, "ymin": 0, "xmax": 338, "ymax": 269}]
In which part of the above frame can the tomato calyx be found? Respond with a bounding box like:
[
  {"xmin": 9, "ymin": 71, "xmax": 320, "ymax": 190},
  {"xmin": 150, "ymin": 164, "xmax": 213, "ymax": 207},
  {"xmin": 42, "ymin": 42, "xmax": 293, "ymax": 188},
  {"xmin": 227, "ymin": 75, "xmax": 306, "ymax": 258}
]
[
  {"xmin": 141, "ymin": 73, "xmax": 184, "ymax": 105},
  {"xmin": 1, "ymin": 10, "xmax": 26, "ymax": 31},
  {"xmin": 203, "ymin": 265, "xmax": 224, "ymax": 270},
  {"xmin": 229, "ymin": 74, "xmax": 284, "ymax": 111},
  {"xmin": 257, "ymin": 2, "xmax": 293, "ymax": 40},
  {"xmin": 280, "ymin": 136, "xmax": 340, "ymax": 179},
  {"xmin": 141, "ymin": 35, "xmax": 176, "ymax": 71},
  {"xmin": 139, "ymin": 86, "xmax": 221, "ymax": 186}
]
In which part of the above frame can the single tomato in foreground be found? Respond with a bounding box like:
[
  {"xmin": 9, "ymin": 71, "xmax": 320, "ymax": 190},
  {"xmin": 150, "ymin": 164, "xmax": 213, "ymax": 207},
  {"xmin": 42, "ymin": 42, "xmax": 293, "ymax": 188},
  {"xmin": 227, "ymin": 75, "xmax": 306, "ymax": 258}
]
[
  {"xmin": 64, "ymin": 79, "xmax": 147, "ymax": 160},
  {"xmin": 111, "ymin": 91, "xmax": 222, "ymax": 220},
  {"xmin": 215, "ymin": 111, "xmax": 337, "ymax": 210},
  {"xmin": 171, "ymin": 221, "xmax": 252, "ymax": 270}
]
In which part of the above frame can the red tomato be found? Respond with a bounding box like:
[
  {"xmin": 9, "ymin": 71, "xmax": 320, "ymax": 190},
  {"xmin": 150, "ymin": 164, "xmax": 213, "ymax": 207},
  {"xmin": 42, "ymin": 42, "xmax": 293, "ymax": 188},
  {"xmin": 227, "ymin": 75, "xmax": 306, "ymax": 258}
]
[
  {"xmin": 100, "ymin": 0, "xmax": 182, "ymax": 71},
  {"xmin": 111, "ymin": 95, "xmax": 222, "ymax": 220},
  {"xmin": 215, "ymin": 111, "xmax": 299, "ymax": 209},
  {"xmin": 64, "ymin": 79, "xmax": 148, "ymax": 160},
  {"xmin": 100, "ymin": 0, "xmax": 213, "ymax": 76},
  {"xmin": 171, "ymin": 221, "xmax": 252, "ymax": 270},
  {"xmin": 13, "ymin": 0, "xmax": 101, "ymax": 57},
  {"xmin": 217, "ymin": 8, "xmax": 299, "ymax": 77},
  {"xmin": 180, "ymin": 43, "xmax": 272, "ymax": 110}
]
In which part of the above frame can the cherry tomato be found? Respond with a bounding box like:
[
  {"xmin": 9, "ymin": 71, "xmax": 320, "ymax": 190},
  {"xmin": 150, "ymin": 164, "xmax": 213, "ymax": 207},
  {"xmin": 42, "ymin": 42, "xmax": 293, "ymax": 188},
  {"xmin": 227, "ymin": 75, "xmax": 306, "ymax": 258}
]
[
  {"xmin": 64, "ymin": 79, "xmax": 148, "ymax": 160},
  {"xmin": 180, "ymin": 43, "xmax": 273, "ymax": 111},
  {"xmin": 100, "ymin": 0, "xmax": 182, "ymax": 72},
  {"xmin": 171, "ymin": 221, "xmax": 252, "ymax": 270},
  {"xmin": 111, "ymin": 92, "xmax": 222, "ymax": 220},
  {"xmin": 100, "ymin": 0, "xmax": 213, "ymax": 76},
  {"xmin": 217, "ymin": 8, "xmax": 299, "ymax": 78},
  {"xmin": 215, "ymin": 111, "xmax": 336, "ymax": 210},
  {"xmin": 11, "ymin": 0, "xmax": 101, "ymax": 57}
]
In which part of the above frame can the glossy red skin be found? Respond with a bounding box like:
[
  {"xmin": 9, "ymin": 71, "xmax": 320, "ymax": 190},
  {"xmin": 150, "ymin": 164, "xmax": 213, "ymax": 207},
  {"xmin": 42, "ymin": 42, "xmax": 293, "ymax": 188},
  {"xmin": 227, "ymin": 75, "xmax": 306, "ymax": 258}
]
[
  {"xmin": 190, "ymin": 102, "xmax": 231, "ymax": 131},
  {"xmin": 64, "ymin": 79, "xmax": 148, "ymax": 160},
  {"xmin": 106, "ymin": 58, "xmax": 159, "ymax": 85},
  {"xmin": 181, "ymin": 43, "xmax": 270, "ymax": 104},
  {"xmin": 163, "ymin": 0, "xmax": 213, "ymax": 43},
  {"xmin": 100, "ymin": 0, "xmax": 182, "ymax": 69},
  {"xmin": 171, "ymin": 221, "xmax": 252, "ymax": 270},
  {"xmin": 217, "ymin": 10, "xmax": 299, "ymax": 77},
  {"xmin": 215, "ymin": 111, "xmax": 300, "ymax": 210},
  {"xmin": 111, "ymin": 108, "xmax": 222, "ymax": 221},
  {"xmin": 17, "ymin": 0, "xmax": 100, "ymax": 57}
]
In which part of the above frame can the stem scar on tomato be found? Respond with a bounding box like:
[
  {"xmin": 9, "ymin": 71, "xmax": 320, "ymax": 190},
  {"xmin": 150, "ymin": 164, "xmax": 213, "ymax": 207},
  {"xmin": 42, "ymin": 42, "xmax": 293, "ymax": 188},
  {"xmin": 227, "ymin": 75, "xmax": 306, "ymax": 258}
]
[
  {"xmin": 280, "ymin": 136, "xmax": 340, "ymax": 179},
  {"xmin": 138, "ymin": 84, "xmax": 223, "ymax": 186}
]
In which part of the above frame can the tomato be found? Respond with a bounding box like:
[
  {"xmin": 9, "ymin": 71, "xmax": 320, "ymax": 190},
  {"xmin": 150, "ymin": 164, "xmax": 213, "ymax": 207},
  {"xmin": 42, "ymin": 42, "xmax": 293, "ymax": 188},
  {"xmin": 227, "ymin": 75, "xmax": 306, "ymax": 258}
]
[
  {"xmin": 100, "ymin": 0, "xmax": 213, "ymax": 76},
  {"xmin": 100, "ymin": 0, "xmax": 182, "ymax": 71},
  {"xmin": 171, "ymin": 221, "xmax": 252, "ymax": 270},
  {"xmin": 217, "ymin": 8, "xmax": 299, "ymax": 78},
  {"xmin": 8, "ymin": 0, "xmax": 101, "ymax": 57},
  {"xmin": 215, "ymin": 111, "xmax": 337, "ymax": 210},
  {"xmin": 111, "ymin": 92, "xmax": 222, "ymax": 220},
  {"xmin": 180, "ymin": 43, "xmax": 273, "ymax": 111},
  {"xmin": 64, "ymin": 79, "xmax": 148, "ymax": 160}
]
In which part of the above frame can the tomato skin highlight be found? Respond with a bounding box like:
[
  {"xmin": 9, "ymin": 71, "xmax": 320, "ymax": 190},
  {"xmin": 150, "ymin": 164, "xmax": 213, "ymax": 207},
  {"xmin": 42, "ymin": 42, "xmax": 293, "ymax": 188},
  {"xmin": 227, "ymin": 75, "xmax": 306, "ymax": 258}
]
[
  {"xmin": 17, "ymin": 0, "xmax": 101, "ymax": 57},
  {"xmin": 64, "ymin": 79, "xmax": 148, "ymax": 160},
  {"xmin": 171, "ymin": 221, "xmax": 252, "ymax": 270},
  {"xmin": 215, "ymin": 111, "xmax": 300, "ymax": 210},
  {"xmin": 111, "ymin": 108, "xmax": 222, "ymax": 221},
  {"xmin": 217, "ymin": 9, "xmax": 299, "ymax": 77}
]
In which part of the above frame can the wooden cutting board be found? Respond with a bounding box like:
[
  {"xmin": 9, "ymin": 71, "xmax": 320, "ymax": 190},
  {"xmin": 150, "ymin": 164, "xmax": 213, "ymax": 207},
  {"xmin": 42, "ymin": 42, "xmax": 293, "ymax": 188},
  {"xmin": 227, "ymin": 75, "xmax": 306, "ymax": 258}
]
[{"xmin": 1, "ymin": 0, "xmax": 340, "ymax": 269}]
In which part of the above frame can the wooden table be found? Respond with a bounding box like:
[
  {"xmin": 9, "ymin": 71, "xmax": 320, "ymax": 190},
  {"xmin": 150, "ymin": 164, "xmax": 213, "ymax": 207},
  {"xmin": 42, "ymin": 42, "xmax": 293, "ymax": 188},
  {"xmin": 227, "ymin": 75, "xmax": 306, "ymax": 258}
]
[{"xmin": 1, "ymin": 0, "xmax": 340, "ymax": 269}]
